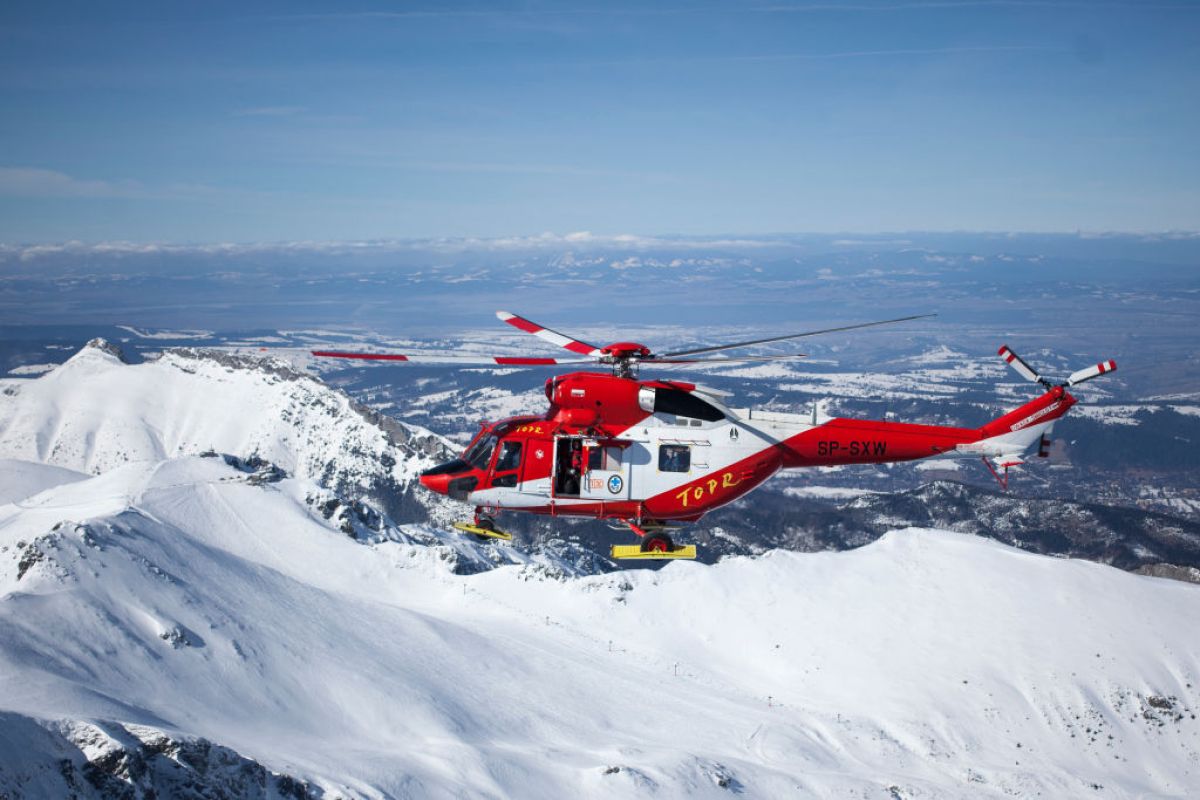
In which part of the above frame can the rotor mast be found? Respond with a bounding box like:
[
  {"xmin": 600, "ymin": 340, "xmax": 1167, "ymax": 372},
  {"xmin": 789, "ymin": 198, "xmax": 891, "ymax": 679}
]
[{"xmin": 599, "ymin": 342, "xmax": 652, "ymax": 379}]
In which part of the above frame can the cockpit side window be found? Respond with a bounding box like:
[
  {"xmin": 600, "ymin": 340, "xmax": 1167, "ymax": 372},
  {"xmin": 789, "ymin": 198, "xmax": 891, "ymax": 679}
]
[
  {"xmin": 464, "ymin": 434, "xmax": 498, "ymax": 470},
  {"xmin": 495, "ymin": 441, "xmax": 522, "ymax": 473}
]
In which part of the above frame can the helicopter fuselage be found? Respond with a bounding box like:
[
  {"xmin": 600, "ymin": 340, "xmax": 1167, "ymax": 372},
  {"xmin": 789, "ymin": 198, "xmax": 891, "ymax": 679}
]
[{"xmin": 417, "ymin": 370, "xmax": 1075, "ymax": 523}]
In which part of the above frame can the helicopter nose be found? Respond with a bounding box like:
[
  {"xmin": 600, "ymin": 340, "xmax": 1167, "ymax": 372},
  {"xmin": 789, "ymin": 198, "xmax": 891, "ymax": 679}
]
[{"xmin": 419, "ymin": 471, "xmax": 452, "ymax": 495}]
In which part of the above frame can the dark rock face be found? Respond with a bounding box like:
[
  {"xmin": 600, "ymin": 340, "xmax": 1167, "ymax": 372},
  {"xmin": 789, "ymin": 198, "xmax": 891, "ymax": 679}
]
[
  {"xmin": 14, "ymin": 540, "xmax": 45, "ymax": 580},
  {"xmin": 84, "ymin": 337, "xmax": 127, "ymax": 362},
  {"xmin": 1135, "ymin": 563, "xmax": 1200, "ymax": 585},
  {"xmin": 159, "ymin": 347, "xmax": 456, "ymax": 525},
  {"xmin": 0, "ymin": 713, "xmax": 319, "ymax": 800},
  {"xmin": 214, "ymin": 452, "xmax": 289, "ymax": 484}
]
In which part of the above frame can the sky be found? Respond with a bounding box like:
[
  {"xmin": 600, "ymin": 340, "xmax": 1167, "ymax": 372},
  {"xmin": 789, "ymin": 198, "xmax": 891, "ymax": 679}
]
[{"xmin": 0, "ymin": 1, "xmax": 1198, "ymax": 243}]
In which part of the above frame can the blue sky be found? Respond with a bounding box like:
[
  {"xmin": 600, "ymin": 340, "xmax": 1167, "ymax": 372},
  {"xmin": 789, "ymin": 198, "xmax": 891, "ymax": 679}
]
[{"xmin": 1, "ymin": 1, "xmax": 1197, "ymax": 242}]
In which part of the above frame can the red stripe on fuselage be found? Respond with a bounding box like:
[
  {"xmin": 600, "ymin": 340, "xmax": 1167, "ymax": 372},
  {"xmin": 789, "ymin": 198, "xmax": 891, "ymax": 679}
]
[{"xmin": 781, "ymin": 418, "xmax": 979, "ymax": 467}]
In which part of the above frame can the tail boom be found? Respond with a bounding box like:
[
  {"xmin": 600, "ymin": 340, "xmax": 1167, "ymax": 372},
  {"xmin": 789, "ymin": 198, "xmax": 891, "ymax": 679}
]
[
  {"xmin": 964, "ymin": 386, "xmax": 1075, "ymax": 457},
  {"xmin": 778, "ymin": 418, "xmax": 977, "ymax": 467},
  {"xmin": 778, "ymin": 386, "xmax": 1076, "ymax": 468}
]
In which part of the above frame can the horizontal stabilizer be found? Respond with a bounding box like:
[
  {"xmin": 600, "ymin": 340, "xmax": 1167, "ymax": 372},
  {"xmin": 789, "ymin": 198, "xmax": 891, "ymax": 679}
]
[
  {"xmin": 1066, "ymin": 360, "xmax": 1117, "ymax": 387},
  {"xmin": 991, "ymin": 455, "xmax": 1025, "ymax": 470}
]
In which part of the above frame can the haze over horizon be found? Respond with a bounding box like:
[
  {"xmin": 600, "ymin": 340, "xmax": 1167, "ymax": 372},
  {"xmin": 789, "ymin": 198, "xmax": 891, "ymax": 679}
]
[{"xmin": 2, "ymin": 1, "xmax": 1198, "ymax": 243}]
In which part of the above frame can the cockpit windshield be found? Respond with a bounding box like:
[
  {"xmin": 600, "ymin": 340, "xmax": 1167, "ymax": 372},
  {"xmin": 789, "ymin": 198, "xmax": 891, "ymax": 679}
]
[{"xmin": 463, "ymin": 433, "xmax": 498, "ymax": 471}]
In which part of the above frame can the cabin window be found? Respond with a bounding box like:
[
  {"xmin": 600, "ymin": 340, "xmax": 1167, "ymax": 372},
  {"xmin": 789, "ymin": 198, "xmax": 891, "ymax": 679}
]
[
  {"xmin": 586, "ymin": 445, "xmax": 624, "ymax": 471},
  {"xmin": 652, "ymin": 388, "xmax": 724, "ymax": 422},
  {"xmin": 659, "ymin": 444, "xmax": 690, "ymax": 473},
  {"xmin": 495, "ymin": 441, "xmax": 522, "ymax": 472},
  {"xmin": 605, "ymin": 447, "xmax": 622, "ymax": 468}
]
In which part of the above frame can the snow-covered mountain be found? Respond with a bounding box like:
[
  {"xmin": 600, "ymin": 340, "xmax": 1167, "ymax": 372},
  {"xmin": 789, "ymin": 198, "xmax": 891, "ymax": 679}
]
[
  {"xmin": 2, "ymin": 340, "xmax": 1199, "ymax": 797},
  {"xmin": 2, "ymin": 455, "xmax": 1198, "ymax": 797},
  {"xmin": 0, "ymin": 339, "xmax": 453, "ymax": 523}
]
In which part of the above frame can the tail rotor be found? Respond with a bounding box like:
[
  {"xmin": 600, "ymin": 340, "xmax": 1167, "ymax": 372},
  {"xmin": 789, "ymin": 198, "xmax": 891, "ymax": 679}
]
[
  {"xmin": 998, "ymin": 345, "xmax": 1117, "ymax": 390},
  {"xmin": 984, "ymin": 346, "xmax": 1117, "ymax": 490}
]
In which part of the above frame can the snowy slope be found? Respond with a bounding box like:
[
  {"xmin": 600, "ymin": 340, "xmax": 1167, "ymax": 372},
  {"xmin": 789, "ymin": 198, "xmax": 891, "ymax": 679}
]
[
  {"xmin": 2, "ymin": 455, "xmax": 1198, "ymax": 798},
  {"xmin": 0, "ymin": 458, "xmax": 88, "ymax": 505},
  {"xmin": 0, "ymin": 340, "xmax": 454, "ymax": 522}
]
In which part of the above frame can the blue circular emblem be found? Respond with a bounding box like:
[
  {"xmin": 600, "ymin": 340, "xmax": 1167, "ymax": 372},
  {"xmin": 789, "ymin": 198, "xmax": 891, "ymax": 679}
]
[{"xmin": 607, "ymin": 474, "xmax": 624, "ymax": 494}]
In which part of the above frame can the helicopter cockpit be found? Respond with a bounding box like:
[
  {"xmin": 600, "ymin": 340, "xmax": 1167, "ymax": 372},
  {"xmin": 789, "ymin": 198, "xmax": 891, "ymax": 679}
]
[{"xmin": 418, "ymin": 420, "xmax": 529, "ymax": 499}]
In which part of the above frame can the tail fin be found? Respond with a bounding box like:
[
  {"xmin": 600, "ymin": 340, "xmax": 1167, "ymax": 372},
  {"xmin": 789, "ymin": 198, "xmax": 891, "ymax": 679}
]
[
  {"xmin": 981, "ymin": 346, "xmax": 1117, "ymax": 446},
  {"xmin": 958, "ymin": 388, "xmax": 1075, "ymax": 489},
  {"xmin": 978, "ymin": 386, "xmax": 1075, "ymax": 442},
  {"xmin": 965, "ymin": 347, "xmax": 1116, "ymax": 488}
]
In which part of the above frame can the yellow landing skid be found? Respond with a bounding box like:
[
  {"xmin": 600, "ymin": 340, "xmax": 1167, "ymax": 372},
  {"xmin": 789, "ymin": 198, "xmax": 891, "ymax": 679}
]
[
  {"xmin": 610, "ymin": 544, "xmax": 698, "ymax": 560},
  {"xmin": 453, "ymin": 522, "xmax": 513, "ymax": 542}
]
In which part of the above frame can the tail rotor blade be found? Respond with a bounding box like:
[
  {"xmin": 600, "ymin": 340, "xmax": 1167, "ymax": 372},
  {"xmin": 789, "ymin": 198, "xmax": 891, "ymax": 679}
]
[
  {"xmin": 1066, "ymin": 359, "xmax": 1117, "ymax": 387},
  {"xmin": 998, "ymin": 345, "xmax": 1043, "ymax": 383}
]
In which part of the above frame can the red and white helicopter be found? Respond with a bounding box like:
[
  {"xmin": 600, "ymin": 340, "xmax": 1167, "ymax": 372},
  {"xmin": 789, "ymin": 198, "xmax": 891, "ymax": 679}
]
[{"xmin": 314, "ymin": 312, "xmax": 1116, "ymax": 560}]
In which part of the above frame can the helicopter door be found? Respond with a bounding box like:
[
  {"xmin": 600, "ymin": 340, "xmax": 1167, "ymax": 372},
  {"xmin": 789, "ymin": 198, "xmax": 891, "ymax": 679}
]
[
  {"xmin": 552, "ymin": 436, "xmax": 584, "ymax": 497},
  {"xmin": 522, "ymin": 437, "xmax": 552, "ymax": 496},
  {"xmin": 580, "ymin": 441, "xmax": 630, "ymax": 501}
]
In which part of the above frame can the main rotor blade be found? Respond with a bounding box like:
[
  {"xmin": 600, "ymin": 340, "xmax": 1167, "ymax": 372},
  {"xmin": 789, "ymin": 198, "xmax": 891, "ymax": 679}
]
[
  {"xmin": 659, "ymin": 313, "xmax": 936, "ymax": 358},
  {"xmin": 496, "ymin": 311, "xmax": 604, "ymax": 357},
  {"xmin": 311, "ymin": 350, "xmax": 594, "ymax": 367},
  {"xmin": 642, "ymin": 353, "xmax": 807, "ymax": 364}
]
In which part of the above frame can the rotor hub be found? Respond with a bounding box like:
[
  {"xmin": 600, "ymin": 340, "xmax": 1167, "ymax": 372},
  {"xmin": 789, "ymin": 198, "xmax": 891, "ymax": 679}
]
[{"xmin": 600, "ymin": 342, "xmax": 652, "ymax": 360}]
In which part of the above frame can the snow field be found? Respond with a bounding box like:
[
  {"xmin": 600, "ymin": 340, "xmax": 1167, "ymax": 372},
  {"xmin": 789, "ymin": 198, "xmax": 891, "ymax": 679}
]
[{"xmin": 3, "ymin": 456, "xmax": 1198, "ymax": 797}]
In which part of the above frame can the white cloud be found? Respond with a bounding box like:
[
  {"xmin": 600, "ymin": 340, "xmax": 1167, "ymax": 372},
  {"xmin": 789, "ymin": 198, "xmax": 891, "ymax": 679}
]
[
  {"xmin": 5, "ymin": 230, "xmax": 1194, "ymax": 262},
  {"xmin": 609, "ymin": 257, "xmax": 642, "ymax": 270},
  {"xmin": 0, "ymin": 166, "xmax": 304, "ymax": 211},
  {"xmin": 832, "ymin": 238, "xmax": 914, "ymax": 246},
  {"xmin": 0, "ymin": 233, "xmax": 785, "ymax": 262},
  {"xmin": 0, "ymin": 167, "xmax": 145, "ymax": 199}
]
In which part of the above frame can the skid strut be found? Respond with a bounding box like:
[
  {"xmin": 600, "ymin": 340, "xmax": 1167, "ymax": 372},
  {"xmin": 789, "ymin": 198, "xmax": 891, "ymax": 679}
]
[{"xmin": 452, "ymin": 507, "xmax": 513, "ymax": 542}]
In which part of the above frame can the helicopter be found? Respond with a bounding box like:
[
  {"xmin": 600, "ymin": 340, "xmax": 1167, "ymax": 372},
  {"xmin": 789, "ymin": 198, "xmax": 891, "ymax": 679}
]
[{"xmin": 313, "ymin": 311, "xmax": 1116, "ymax": 560}]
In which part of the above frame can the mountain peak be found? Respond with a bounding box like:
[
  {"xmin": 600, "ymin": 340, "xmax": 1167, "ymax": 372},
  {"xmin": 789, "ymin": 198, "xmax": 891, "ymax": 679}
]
[
  {"xmin": 80, "ymin": 337, "xmax": 127, "ymax": 363},
  {"xmin": 0, "ymin": 341, "xmax": 456, "ymax": 523}
]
